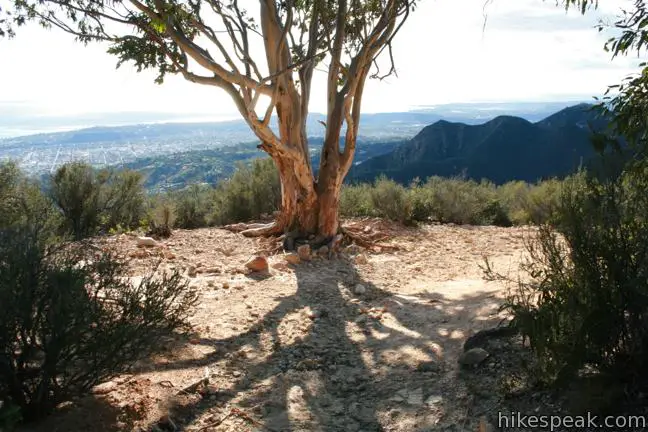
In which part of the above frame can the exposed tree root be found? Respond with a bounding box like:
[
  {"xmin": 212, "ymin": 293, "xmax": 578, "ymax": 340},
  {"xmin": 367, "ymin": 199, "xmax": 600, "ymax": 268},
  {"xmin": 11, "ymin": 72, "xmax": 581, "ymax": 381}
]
[
  {"xmin": 340, "ymin": 226, "xmax": 400, "ymax": 252},
  {"xmin": 225, "ymin": 218, "xmax": 400, "ymax": 253},
  {"xmin": 223, "ymin": 222, "xmax": 282, "ymax": 237},
  {"xmin": 241, "ymin": 222, "xmax": 284, "ymax": 237}
]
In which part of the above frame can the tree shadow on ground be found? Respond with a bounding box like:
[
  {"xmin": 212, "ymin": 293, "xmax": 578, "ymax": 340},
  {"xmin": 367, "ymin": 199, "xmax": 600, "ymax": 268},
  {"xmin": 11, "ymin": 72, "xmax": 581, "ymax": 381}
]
[
  {"xmin": 149, "ymin": 255, "xmax": 507, "ymax": 431},
  {"xmin": 20, "ymin": 250, "xmax": 508, "ymax": 432}
]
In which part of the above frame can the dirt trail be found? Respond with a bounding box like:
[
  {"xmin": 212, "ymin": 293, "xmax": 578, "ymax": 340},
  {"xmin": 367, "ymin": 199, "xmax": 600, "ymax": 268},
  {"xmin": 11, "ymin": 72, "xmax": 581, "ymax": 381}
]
[{"xmin": 25, "ymin": 222, "xmax": 535, "ymax": 432}]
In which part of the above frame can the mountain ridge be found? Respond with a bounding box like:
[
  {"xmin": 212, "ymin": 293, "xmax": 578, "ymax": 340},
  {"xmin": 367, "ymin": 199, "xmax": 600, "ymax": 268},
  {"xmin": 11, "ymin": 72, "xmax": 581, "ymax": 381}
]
[{"xmin": 348, "ymin": 103, "xmax": 608, "ymax": 185}]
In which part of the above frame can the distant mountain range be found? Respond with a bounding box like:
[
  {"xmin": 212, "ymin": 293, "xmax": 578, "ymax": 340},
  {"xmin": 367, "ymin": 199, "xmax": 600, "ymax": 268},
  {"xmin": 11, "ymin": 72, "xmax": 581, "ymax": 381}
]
[{"xmin": 348, "ymin": 103, "xmax": 610, "ymax": 184}]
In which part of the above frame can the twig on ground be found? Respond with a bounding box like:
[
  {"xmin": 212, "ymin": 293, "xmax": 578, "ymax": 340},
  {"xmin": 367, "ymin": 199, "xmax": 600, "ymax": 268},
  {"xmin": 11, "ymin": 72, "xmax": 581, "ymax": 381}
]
[
  {"xmin": 176, "ymin": 377, "xmax": 209, "ymax": 395},
  {"xmin": 197, "ymin": 411, "xmax": 233, "ymax": 431}
]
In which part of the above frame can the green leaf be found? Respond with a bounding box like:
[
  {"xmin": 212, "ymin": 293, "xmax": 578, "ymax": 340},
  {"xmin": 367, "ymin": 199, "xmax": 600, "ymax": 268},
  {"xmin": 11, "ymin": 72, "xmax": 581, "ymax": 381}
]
[{"xmin": 151, "ymin": 17, "xmax": 166, "ymax": 33}]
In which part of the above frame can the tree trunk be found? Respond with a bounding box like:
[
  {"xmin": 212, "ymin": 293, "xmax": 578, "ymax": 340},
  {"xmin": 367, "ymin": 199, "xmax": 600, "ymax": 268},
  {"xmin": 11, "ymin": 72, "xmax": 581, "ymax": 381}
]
[
  {"xmin": 274, "ymin": 156, "xmax": 318, "ymax": 234},
  {"xmin": 241, "ymin": 148, "xmax": 343, "ymax": 241}
]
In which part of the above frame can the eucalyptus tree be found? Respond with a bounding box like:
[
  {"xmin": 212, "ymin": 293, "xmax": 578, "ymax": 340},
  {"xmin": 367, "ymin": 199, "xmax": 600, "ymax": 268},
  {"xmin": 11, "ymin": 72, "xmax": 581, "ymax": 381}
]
[{"xmin": 1, "ymin": 0, "xmax": 416, "ymax": 240}]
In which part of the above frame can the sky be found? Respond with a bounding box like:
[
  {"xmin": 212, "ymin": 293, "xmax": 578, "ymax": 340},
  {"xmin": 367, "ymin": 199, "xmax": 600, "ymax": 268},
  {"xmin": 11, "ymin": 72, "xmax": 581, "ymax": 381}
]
[{"xmin": 0, "ymin": 0, "xmax": 641, "ymax": 136}]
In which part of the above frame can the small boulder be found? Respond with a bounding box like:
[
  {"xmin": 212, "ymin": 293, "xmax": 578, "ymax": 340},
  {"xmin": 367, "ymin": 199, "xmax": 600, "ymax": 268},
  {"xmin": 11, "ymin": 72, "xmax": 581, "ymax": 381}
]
[
  {"xmin": 354, "ymin": 284, "xmax": 367, "ymax": 295},
  {"xmin": 245, "ymin": 256, "xmax": 269, "ymax": 272},
  {"xmin": 285, "ymin": 253, "xmax": 301, "ymax": 265},
  {"xmin": 318, "ymin": 245, "xmax": 329, "ymax": 257},
  {"xmin": 297, "ymin": 244, "xmax": 311, "ymax": 261},
  {"xmin": 458, "ymin": 347, "xmax": 489, "ymax": 367},
  {"xmin": 137, "ymin": 236, "xmax": 158, "ymax": 248},
  {"xmin": 425, "ymin": 394, "xmax": 443, "ymax": 407}
]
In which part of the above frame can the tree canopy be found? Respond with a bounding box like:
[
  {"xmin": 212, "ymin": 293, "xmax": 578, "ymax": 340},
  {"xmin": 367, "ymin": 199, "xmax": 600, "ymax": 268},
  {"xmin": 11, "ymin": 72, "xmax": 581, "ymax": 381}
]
[
  {"xmin": 565, "ymin": 0, "xmax": 648, "ymax": 151},
  {"xmin": 0, "ymin": 0, "xmax": 417, "ymax": 237}
]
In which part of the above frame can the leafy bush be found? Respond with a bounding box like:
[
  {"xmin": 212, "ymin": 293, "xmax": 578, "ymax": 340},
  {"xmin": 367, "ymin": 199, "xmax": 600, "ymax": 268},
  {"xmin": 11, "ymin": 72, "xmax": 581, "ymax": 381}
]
[
  {"xmin": 498, "ymin": 178, "xmax": 566, "ymax": 225},
  {"xmin": 419, "ymin": 176, "xmax": 509, "ymax": 225},
  {"xmin": 0, "ymin": 226, "xmax": 199, "ymax": 421},
  {"xmin": 0, "ymin": 161, "xmax": 61, "ymax": 242},
  {"xmin": 211, "ymin": 157, "xmax": 280, "ymax": 225},
  {"xmin": 407, "ymin": 179, "xmax": 435, "ymax": 222},
  {"xmin": 368, "ymin": 176, "xmax": 412, "ymax": 223},
  {"xmin": 498, "ymin": 180, "xmax": 533, "ymax": 225},
  {"xmin": 101, "ymin": 169, "xmax": 146, "ymax": 230},
  {"xmin": 49, "ymin": 162, "xmax": 104, "ymax": 239},
  {"xmin": 172, "ymin": 184, "xmax": 214, "ymax": 229},
  {"xmin": 48, "ymin": 162, "xmax": 146, "ymax": 239},
  {"xmin": 340, "ymin": 183, "xmax": 374, "ymax": 217},
  {"xmin": 488, "ymin": 166, "xmax": 648, "ymax": 389},
  {"xmin": 145, "ymin": 194, "xmax": 176, "ymax": 238},
  {"xmin": 524, "ymin": 178, "xmax": 564, "ymax": 225}
]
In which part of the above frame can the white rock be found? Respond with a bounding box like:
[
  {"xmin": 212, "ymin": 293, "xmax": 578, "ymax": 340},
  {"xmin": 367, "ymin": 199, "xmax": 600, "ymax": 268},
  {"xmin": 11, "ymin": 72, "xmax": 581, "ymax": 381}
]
[
  {"xmin": 425, "ymin": 395, "xmax": 443, "ymax": 406},
  {"xmin": 137, "ymin": 236, "xmax": 158, "ymax": 247},
  {"xmin": 354, "ymin": 284, "xmax": 367, "ymax": 295}
]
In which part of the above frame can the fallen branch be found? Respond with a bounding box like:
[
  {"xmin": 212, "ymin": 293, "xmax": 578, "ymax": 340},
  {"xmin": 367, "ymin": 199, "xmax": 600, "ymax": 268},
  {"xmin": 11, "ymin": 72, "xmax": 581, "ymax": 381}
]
[
  {"xmin": 223, "ymin": 222, "xmax": 270, "ymax": 233},
  {"xmin": 240, "ymin": 222, "xmax": 283, "ymax": 237}
]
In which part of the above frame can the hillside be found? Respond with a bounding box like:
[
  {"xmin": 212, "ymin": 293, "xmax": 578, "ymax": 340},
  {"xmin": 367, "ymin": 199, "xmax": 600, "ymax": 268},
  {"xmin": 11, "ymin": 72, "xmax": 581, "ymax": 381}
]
[
  {"xmin": 120, "ymin": 138, "xmax": 404, "ymax": 192},
  {"xmin": 349, "ymin": 103, "xmax": 608, "ymax": 184}
]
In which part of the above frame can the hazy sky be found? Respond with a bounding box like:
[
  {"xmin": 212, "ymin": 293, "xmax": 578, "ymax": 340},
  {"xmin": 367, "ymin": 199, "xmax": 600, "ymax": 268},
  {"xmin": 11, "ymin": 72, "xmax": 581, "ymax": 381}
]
[{"xmin": 0, "ymin": 0, "xmax": 639, "ymax": 127}]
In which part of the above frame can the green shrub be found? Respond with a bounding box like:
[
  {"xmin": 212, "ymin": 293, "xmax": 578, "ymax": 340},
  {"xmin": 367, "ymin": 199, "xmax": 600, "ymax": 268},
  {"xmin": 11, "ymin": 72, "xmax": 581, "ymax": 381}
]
[
  {"xmin": 498, "ymin": 180, "xmax": 533, "ymax": 225},
  {"xmin": 368, "ymin": 176, "xmax": 412, "ymax": 223},
  {"xmin": 488, "ymin": 166, "xmax": 648, "ymax": 389},
  {"xmin": 211, "ymin": 158, "xmax": 280, "ymax": 225},
  {"xmin": 0, "ymin": 225, "xmax": 199, "ymax": 421},
  {"xmin": 145, "ymin": 194, "xmax": 176, "ymax": 238},
  {"xmin": 0, "ymin": 161, "xmax": 61, "ymax": 242},
  {"xmin": 524, "ymin": 178, "xmax": 564, "ymax": 225},
  {"xmin": 102, "ymin": 169, "xmax": 146, "ymax": 230},
  {"xmin": 172, "ymin": 184, "xmax": 213, "ymax": 229},
  {"xmin": 340, "ymin": 183, "xmax": 373, "ymax": 217},
  {"xmin": 421, "ymin": 176, "xmax": 509, "ymax": 225},
  {"xmin": 407, "ymin": 179, "xmax": 435, "ymax": 222},
  {"xmin": 48, "ymin": 162, "xmax": 146, "ymax": 239},
  {"xmin": 49, "ymin": 162, "xmax": 104, "ymax": 239}
]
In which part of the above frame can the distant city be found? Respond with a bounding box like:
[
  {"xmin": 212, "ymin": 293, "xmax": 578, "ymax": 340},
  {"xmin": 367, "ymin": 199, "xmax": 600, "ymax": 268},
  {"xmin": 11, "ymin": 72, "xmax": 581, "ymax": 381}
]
[{"xmin": 0, "ymin": 101, "xmax": 588, "ymax": 176}]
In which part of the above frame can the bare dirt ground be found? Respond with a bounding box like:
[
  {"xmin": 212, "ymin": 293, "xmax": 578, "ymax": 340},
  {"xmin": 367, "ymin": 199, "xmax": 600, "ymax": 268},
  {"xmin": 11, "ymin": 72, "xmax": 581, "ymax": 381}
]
[{"xmin": 23, "ymin": 220, "xmax": 548, "ymax": 432}]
